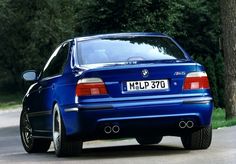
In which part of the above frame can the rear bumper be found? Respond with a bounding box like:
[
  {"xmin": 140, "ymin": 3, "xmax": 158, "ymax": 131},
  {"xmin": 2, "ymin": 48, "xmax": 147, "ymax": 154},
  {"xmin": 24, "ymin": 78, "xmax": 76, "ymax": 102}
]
[{"xmin": 61, "ymin": 96, "xmax": 213, "ymax": 140}]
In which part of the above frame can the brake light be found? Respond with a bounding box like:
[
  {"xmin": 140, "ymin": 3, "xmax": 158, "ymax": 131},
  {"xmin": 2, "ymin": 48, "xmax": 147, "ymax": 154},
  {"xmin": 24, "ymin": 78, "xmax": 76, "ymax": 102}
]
[
  {"xmin": 183, "ymin": 72, "xmax": 210, "ymax": 90},
  {"xmin": 76, "ymin": 78, "xmax": 108, "ymax": 96}
]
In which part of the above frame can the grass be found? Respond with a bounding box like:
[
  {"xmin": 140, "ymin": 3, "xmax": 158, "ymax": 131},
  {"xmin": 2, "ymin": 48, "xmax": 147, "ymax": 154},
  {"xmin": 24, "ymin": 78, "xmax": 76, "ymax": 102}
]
[
  {"xmin": 0, "ymin": 92, "xmax": 23, "ymax": 109},
  {"xmin": 212, "ymin": 108, "xmax": 236, "ymax": 129}
]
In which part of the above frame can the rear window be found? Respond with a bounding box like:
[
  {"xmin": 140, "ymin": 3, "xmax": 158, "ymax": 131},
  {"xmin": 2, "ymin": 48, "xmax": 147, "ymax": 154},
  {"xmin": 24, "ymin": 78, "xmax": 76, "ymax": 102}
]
[{"xmin": 76, "ymin": 37, "xmax": 186, "ymax": 65}]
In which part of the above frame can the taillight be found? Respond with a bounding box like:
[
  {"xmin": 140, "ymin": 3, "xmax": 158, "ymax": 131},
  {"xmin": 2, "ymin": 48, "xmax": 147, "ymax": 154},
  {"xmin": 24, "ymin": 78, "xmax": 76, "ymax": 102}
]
[
  {"xmin": 76, "ymin": 78, "xmax": 108, "ymax": 96},
  {"xmin": 183, "ymin": 72, "xmax": 210, "ymax": 90}
]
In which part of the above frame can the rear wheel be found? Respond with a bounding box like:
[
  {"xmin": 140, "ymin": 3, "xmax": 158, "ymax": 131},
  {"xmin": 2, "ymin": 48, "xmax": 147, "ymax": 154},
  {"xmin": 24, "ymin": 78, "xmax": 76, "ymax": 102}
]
[
  {"xmin": 136, "ymin": 136, "xmax": 163, "ymax": 145},
  {"xmin": 20, "ymin": 110, "xmax": 51, "ymax": 153},
  {"xmin": 53, "ymin": 104, "xmax": 83, "ymax": 157},
  {"xmin": 181, "ymin": 125, "xmax": 212, "ymax": 150}
]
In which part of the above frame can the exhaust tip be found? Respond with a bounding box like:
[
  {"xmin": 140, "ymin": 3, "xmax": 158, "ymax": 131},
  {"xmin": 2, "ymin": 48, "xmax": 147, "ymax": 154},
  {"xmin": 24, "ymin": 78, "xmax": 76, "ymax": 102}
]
[
  {"xmin": 104, "ymin": 126, "xmax": 112, "ymax": 134},
  {"xmin": 179, "ymin": 121, "xmax": 187, "ymax": 129},
  {"xmin": 112, "ymin": 125, "xmax": 120, "ymax": 133},
  {"xmin": 186, "ymin": 121, "xmax": 194, "ymax": 128}
]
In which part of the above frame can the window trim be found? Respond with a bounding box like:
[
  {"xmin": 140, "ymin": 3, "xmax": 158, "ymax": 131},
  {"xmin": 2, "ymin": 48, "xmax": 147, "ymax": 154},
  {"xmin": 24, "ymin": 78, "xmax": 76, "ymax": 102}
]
[{"xmin": 39, "ymin": 41, "xmax": 71, "ymax": 80}]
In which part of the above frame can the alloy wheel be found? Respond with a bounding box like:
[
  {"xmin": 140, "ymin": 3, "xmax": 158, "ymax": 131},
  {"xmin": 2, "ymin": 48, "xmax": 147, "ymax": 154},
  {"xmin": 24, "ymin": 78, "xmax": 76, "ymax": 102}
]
[
  {"xmin": 53, "ymin": 105, "xmax": 62, "ymax": 152},
  {"xmin": 21, "ymin": 112, "xmax": 33, "ymax": 149}
]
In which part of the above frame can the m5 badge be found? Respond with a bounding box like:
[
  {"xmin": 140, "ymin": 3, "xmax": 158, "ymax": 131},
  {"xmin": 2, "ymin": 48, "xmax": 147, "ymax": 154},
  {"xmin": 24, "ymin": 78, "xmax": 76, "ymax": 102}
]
[{"xmin": 174, "ymin": 71, "xmax": 186, "ymax": 76}]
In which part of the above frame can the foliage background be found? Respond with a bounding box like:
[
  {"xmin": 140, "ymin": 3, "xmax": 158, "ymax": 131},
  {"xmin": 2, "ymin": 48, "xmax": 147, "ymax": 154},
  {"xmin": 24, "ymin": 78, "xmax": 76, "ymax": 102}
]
[{"xmin": 0, "ymin": 0, "xmax": 224, "ymax": 107}]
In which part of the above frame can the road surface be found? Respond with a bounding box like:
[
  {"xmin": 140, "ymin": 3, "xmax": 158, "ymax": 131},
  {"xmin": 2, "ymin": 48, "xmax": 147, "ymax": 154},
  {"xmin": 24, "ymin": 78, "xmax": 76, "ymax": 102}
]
[{"xmin": 0, "ymin": 109, "xmax": 235, "ymax": 164}]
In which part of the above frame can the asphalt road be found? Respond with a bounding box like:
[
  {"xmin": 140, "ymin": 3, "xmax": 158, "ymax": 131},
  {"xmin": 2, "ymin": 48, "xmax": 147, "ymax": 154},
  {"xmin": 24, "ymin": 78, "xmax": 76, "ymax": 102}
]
[{"xmin": 0, "ymin": 109, "xmax": 236, "ymax": 164}]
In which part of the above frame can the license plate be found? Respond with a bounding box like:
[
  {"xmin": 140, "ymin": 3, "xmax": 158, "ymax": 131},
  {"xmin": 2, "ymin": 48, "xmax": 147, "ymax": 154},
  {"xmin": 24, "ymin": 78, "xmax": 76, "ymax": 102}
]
[{"xmin": 126, "ymin": 79, "xmax": 169, "ymax": 91}]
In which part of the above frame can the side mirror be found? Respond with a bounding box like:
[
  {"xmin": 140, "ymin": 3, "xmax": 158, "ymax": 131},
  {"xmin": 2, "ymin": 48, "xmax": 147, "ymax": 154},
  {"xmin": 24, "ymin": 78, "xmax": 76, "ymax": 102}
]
[{"xmin": 22, "ymin": 70, "xmax": 37, "ymax": 81}]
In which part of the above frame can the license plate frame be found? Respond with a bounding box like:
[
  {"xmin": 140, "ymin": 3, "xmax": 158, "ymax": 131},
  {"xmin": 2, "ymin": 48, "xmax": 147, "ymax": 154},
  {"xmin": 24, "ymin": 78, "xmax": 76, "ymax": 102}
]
[{"xmin": 126, "ymin": 79, "xmax": 169, "ymax": 92}]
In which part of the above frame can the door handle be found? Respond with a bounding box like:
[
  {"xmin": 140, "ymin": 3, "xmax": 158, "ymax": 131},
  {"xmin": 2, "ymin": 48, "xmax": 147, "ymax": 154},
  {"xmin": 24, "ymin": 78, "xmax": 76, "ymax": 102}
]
[{"xmin": 38, "ymin": 86, "xmax": 42, "ymax": 93}]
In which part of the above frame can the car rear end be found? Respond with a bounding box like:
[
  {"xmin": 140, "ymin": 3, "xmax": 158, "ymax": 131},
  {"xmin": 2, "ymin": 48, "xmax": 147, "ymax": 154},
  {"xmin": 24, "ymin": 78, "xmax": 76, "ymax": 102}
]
[{"xmin": 68, "ymin": 34, "xmax": 213, "ymax": 142}]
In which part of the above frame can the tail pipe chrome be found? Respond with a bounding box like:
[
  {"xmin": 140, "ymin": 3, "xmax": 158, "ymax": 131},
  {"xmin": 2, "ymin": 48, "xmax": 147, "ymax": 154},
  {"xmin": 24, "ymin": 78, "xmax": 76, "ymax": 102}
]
[
  {"xmin": 104, "ymin": 126, "xmax": 112, "ymax": 134},
  {"xmin": 186, "ymin": 121, "xmax": 194, "ymax": 128},
  {"xmin": 179, "ymin": 121, "xmax": 187, "ymax": 129},
  {"xmin": 112, "ymin": 125, "xmax": 120, "ymax": 133},
  {"xmin": 179, "ymin": 120, "xmax": 194, "ymax": 129}
]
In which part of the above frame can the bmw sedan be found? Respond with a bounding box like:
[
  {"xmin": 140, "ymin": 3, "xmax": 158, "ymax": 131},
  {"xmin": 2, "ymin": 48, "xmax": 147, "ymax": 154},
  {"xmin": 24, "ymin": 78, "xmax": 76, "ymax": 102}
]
[{"xmin": 21, "ymin": 32, "xmax": 213, "ymax": 157}]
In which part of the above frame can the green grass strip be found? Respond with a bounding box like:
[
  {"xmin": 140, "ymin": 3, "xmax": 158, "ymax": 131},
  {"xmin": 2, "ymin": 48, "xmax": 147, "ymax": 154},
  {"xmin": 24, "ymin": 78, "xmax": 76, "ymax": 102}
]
[{"xmin": 212, "ymin": 108, "xmax": 236, "ymax": 129}]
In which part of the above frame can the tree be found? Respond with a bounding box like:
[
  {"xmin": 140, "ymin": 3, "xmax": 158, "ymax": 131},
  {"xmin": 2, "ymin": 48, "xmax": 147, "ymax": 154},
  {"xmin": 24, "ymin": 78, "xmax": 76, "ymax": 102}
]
[
  {"xmin": 220, "ymin": 0, "xmax": 236, "ymax": 119},
  {"xmin": 167, "ymin": 0, "xmax": 220, "ymax": 58},
  {"xmin": 75, "ymin": 0, "xmax": 170, "ymax": 35},
  {"xmin": 0, "ymin": 0, "xmax": 76, "ymax": 91},
  {"xmin": 215, "ymin": 53, "xmax": 225, "ymax": 107}
]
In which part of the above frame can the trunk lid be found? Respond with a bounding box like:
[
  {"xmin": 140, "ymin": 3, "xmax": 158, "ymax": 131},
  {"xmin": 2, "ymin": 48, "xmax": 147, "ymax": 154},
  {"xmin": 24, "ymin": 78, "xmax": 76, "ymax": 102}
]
[{"xmin": 80, "ymin": 62, "xmax": 197, "ymax": 98}]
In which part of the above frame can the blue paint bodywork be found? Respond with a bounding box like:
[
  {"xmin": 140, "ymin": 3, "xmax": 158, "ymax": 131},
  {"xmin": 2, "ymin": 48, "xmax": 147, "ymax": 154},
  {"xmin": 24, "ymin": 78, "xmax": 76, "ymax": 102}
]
[{"xmin": 23, "ymin": 33, "xmax": 213, "ymax": 141}]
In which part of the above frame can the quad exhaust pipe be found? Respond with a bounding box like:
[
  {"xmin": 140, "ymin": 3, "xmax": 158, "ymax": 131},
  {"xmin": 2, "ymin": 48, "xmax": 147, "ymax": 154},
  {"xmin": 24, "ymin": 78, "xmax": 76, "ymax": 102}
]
[
  {"xmin": 104, "ymin": 125, "xmax": 120, "ymax": 134},
  {"xmin": 105, "ymin": 120, "xmax": 194, "ymax": 134},
  {"xmin": 179, "ymin": 120, "xmax": 194, "ymax": 129}
]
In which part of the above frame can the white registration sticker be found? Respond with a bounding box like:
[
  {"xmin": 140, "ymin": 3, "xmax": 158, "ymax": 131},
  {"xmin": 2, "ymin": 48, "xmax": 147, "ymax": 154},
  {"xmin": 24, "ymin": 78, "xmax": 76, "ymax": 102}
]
[{"xmin": 126, "ymin": 79, "xmax": 169, "ymax": 91}]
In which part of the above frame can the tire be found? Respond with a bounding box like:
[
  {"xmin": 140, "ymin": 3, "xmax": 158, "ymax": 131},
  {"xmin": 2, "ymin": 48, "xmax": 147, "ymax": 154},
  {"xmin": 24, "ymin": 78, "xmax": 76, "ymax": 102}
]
[
  {"xmin": 136, "ymin": 136, "xmax": 163, "ymax": 145},
  {"xmin": 53, "ymin": 104, "xmax": 83, "ymax": 157},
  {"xmin": 20, "ymin": 110, "xmax": 51, "ymax": 153},
  {"xmin": 181, "ymin": 125, "xmax": 212, "ymax": 150}
]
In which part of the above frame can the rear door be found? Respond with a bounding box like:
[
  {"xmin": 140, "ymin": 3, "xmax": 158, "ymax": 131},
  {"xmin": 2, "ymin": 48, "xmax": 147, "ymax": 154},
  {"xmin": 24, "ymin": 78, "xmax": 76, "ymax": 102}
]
[{"xmin": 31, "ymin": 41, "xmax": 70, "ymax": 132}]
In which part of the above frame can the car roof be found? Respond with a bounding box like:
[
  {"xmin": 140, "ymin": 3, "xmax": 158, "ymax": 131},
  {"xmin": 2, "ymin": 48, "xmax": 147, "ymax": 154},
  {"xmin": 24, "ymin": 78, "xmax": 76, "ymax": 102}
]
[{"xmin": 75, "ymin": 32, "xmax": 168, "ymax": 42}]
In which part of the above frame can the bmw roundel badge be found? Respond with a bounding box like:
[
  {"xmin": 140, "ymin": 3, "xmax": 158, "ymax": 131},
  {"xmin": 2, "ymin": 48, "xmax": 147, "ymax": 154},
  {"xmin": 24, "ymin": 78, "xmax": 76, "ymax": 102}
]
[{"xmin": 142, "ymin": 69, "xmax": 149, "ymax": 78}]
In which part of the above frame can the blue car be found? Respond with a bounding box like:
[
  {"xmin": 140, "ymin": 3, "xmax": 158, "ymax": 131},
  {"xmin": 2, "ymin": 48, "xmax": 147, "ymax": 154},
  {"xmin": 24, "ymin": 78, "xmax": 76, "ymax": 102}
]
[{"xmin": 21, "ymin": 32, "xmax": 213, "ymax": 157}]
